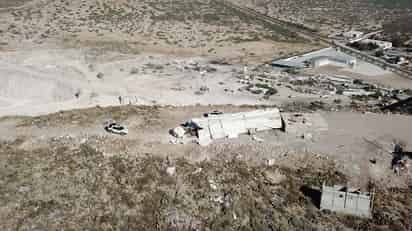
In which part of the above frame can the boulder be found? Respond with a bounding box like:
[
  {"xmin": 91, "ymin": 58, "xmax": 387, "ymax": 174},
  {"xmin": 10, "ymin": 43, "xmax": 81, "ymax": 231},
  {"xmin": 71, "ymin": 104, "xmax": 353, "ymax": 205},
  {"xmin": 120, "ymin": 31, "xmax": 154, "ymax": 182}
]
[{"xmin": 263, "ymin": 169, "xmax": 286, "ymax": 185}]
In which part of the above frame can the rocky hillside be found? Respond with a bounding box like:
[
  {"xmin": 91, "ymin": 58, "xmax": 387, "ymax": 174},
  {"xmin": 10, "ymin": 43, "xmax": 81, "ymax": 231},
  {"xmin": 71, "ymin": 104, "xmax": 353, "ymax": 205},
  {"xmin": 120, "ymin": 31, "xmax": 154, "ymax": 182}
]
[
  {"xmin": 228, "ymin": 0, "xmax": 412, "ymax": 34},
  {"xmin": 1, "ymin": 141, "xmax": 411, "ymax": 230},
  {"xmin": 0, "ymin": 0, "xmax": 304, "ymax": 49}
]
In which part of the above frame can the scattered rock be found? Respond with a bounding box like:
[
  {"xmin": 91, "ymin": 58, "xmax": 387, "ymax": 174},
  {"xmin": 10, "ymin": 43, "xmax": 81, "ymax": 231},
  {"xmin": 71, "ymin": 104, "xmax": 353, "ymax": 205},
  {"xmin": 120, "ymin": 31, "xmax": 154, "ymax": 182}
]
[
  {"xmin": 266, "ymin": 159, "xmax": 276, "ymax": 166},
  {"xmin": 208, "ymin": 179, "xmax": 218, "ymax": 190},
  {"xmin": 263, "ymin": 169, "xmax": 286, "ymax": 185},
  {"xmin": 192, "ymin": 168, "xmax": 202, "ymax": 175},
  {"xmin": 88, "ymin": 64, "xmax": 95, "ymax": 72},
  {"xmin": 96, "ymin": 72, "xmax": 104, "ymax": 79},
  {"xmin": 166, "ymin": 166, "xmax": 176, "ymax": 176},
  {"xmin": 74, "ymin": 89, "xmax": 81, "ymax": 99},
  {"xmin": 130, "ymin": 67, "xmax": 139, "ymax": 74},
  {"xmin": 252, "ymin": 135, "xmax": 264, "ymax": 143}
]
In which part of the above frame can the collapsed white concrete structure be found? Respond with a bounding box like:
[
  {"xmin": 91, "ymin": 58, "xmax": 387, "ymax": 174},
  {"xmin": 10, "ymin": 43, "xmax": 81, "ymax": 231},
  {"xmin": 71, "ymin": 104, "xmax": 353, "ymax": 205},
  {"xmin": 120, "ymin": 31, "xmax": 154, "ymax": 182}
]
[{"xmin": 190, "ymin": 109, "xmax": 283, "ymax": 146}]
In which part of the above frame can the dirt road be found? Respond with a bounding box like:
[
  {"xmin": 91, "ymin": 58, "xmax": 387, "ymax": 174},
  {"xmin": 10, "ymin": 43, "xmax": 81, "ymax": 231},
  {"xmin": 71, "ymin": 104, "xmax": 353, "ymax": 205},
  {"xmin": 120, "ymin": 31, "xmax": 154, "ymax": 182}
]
[{"xmin": 1, "ymin": 105, "xmax": 410, "ymax": 189}]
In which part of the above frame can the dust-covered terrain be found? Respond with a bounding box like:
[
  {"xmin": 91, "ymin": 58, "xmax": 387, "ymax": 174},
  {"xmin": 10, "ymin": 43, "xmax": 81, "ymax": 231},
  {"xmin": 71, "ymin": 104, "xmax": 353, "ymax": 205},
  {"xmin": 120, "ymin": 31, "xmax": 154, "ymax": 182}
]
[
  {"xmin": 0, "ymin": 0, "xmax": 321, "ymax": 117},
  {"xmin": 1, "ymin": 0, "xmax": 412, "ymax": 230},
  {"xmin": 0, "ymin": 48, "xmax": 326, "ymax": 117}
]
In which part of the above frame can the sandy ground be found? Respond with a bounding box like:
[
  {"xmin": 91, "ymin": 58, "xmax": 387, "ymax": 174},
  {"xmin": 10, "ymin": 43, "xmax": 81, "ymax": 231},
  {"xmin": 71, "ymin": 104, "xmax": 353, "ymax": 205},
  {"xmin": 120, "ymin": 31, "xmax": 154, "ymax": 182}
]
[
  {"xmin": 0, "ymin": 48, "xmax": 326, "ymax": 117},
  {"xmin": 1, "ymin": 45, "xmax": 409, "ymax": 117}
]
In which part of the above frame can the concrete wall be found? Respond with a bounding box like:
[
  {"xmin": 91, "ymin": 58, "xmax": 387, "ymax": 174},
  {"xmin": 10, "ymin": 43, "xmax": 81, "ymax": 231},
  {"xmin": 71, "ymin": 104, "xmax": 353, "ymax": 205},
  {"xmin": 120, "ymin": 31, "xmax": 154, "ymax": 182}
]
[{"xmin": 320, "ymin": 184, "xmax": 372, "ymax": 217}]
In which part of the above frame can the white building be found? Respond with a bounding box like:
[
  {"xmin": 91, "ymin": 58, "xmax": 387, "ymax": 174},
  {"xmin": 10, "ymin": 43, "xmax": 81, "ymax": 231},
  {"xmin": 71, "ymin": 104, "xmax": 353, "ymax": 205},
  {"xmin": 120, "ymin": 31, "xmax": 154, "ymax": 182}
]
[
  {"xmin": 361, "ymin": 39, "xmax": 392, "ymax": 50},
  {"xmin": 272, "ymin": 47, "xmax": 357, "ymax": 69}
]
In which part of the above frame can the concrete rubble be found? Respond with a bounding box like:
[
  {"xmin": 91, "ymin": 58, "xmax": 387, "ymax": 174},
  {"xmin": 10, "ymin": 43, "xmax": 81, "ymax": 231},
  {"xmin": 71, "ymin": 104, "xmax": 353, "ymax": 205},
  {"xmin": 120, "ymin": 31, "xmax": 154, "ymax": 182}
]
[
  {"xmin": 274, "ymin": 74, "xmax": 412, "ymax": 113},
  {"xmin": 282, "ymin": 74, "xmax": 379, "ymax": 97},
  {"xmin": 240, "ymin": 62, "xmax": 412, "ymax": 114},
  {"xmin": 382, "ymin": 96, "xmax": 412, "ymax": 114},
  {"xmin": 251, "ymin": 135, "xmax": 264, "ymax": 143}
]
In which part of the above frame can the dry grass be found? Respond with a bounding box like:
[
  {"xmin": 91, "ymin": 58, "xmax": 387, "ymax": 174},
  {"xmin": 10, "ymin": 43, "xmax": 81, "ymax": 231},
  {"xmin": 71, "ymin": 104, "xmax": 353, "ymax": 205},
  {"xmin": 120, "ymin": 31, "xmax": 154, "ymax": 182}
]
[
  {"xmin": 0, "ymin": 0, "xmax": 307, "ymax": 51},
  {"xmin": 1, "ymin": 140, "xmax": 411, "ymax": 230},
  {"xmin": 17, "ymin": 105, "xmax": 160, "ymax": 127}
]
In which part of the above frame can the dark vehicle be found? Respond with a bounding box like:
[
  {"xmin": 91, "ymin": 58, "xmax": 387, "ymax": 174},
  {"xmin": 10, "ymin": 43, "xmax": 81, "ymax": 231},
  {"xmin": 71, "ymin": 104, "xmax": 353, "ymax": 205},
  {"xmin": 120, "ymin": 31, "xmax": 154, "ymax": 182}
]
[{"xmin": 203, "ymin": 110, "xmax": 224, "ymax": 117}]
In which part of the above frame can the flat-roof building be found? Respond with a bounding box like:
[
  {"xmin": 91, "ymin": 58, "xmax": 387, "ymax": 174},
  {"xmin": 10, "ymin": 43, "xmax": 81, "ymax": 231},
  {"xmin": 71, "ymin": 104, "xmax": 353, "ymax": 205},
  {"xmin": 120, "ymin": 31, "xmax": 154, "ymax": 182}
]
[{"xmin": 272, "ymin": 47, "xmax": 357, "ymax": 69}]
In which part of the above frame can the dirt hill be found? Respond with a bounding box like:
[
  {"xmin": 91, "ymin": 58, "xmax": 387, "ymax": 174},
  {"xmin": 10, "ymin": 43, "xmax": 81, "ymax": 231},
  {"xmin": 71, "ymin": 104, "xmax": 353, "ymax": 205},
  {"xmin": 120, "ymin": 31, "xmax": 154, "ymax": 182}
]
[
  {"xmin": 0, "ymin": 0, "xmax": 309, "ymax": 54},
  {"xmin": 1, "ymin": 140, "xmax": 411, "ymax": 230}
]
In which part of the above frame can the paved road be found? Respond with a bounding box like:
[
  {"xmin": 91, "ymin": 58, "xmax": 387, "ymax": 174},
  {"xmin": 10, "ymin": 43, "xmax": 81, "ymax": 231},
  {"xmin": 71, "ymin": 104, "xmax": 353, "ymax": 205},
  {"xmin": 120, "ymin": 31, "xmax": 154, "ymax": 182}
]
[{"xmin": 219, "ymin": 0, "xmax": 412, "ymax": 79}]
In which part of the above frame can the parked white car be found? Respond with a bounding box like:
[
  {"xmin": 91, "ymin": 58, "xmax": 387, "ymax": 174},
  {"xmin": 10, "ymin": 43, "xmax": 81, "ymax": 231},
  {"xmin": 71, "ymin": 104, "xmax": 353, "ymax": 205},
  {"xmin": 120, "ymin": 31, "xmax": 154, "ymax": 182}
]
[{"xmin": 104, "ymin": 122, "xmax": 128, "ymax": 135}]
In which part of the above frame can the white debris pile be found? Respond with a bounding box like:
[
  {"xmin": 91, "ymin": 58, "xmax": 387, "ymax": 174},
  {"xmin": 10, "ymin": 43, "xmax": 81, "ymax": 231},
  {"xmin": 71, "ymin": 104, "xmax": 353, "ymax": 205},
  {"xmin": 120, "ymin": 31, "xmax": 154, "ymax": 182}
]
[
  {"xmin": 166, "ymin": 166, "xmax": 176, "ymax": 176},
  {"xmin": 171, "ymin": 126, "xmax": 186, "ymax": 138}
]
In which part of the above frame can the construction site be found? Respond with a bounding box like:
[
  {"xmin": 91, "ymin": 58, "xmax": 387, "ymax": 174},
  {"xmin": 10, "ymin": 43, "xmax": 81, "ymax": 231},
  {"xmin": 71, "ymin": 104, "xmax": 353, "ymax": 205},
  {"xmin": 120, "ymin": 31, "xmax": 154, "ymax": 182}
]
[{"xmin": 0, "ymin": 0, "xmax": 411, "ymax": 230}]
